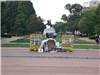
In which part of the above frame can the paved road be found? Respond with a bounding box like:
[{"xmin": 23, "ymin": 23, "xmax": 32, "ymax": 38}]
[
  {"xmin": 78, "ymin": 37, "xmax": 95, "ymax": 43},
  {"xmin": 1, "ymin": 36, "xmax": 23, "ymax": 44},
  {"xmin": 2, "ymin": 48, "xmax": 100, "ymax": 75}
]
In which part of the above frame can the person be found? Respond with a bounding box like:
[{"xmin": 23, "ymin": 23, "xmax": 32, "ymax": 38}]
[{"xmin": 95, "ymin": 35, "xmax": 100, "ymax": 44}]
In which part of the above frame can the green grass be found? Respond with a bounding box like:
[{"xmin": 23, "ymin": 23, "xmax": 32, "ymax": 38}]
[
  {"xmin": 1, "ymin": 43, "xmax": 100, "ymax": 49},
  {"xmin": 11, "ymin": 34, "xmax": 95, "ymax": 44},
  {"xmin": 11, "ymin": 38, "xmax": 30, "ymax": 43},
  {"xmin": 56, "ymin": 34, "xmax": 95, "ymax": 44},
  {"xmin": 2, "ymin": 34, "xmax": 100, "ymax": 49},
  {"xmin": 1, "ymin": 43, "xmax": 30, "ymax": 48},
  {"xmin": 74, "ymin": 39, "xmax": 95, "ymax": 44},
  {"xmin": 73, "ymin": 44, "xmax": 100, "ymax": 49},
  {"xmin": 11, "ymin": 38, "xmax": 95, "ymax": 44}
]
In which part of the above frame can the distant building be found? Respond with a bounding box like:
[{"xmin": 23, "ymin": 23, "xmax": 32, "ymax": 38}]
[
  {"xmin": 83, "ymin": 0, "xmax": 100, "ymax": 7},
  {"xmin": 83, "ymin": 2, "xmax": 90, "ymax": 7},
  {"xmin": 82, "ymin": 0, "xmax": 100, "ymax": 12}
]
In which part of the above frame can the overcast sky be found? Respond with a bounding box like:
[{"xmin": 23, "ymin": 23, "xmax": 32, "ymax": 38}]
[{"xmin": 31, "ymin": 0, "xmax": 92, "ymax": 24}]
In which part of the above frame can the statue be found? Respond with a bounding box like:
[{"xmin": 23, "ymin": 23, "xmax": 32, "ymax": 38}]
[{"xmin": 43, "ymin": 20, "xmax": 56, "ymax": 38}]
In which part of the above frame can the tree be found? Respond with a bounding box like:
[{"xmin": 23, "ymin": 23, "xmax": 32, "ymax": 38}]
[
  {"xmin": 1, "ymin": 2, "xmax": 7, "ymax": 35},
  {"xmin": 65, "ymin": 3, "xmax": 83, "ymax": 15},
  {"xmin": 94, "ymin": 4, "xmax": 100, "ymax": 34},
  {"xmin": 1, "ymin": 1, "xmax": 44, "ymax": 36},
  {"xmin": 64, "ymin": 3, "xmax": 83, "ymax": 32},
  {"xmin": 54, "ymin": 22, "xmax": 67, "ymax": 33},
  {"xmin": 64, "ymin": 4, "xmax": 71, "ymax": 13},
  {"xmin": 13, "ymin": 1, "xmax": 36, "ymax": 35},
  {"xmin": 61, "ymin": 14, "xmax": 68, "ymax": 22},
  {"xmin": 26, "ymin": 15, "xmax": 45, "ymax": 33},
  {"xmin": 1, "ymin": 1, "xmax": 18, "ymax": 35},
  {"xmin": 79, "ymin": 8, "xmax": 96, "ymax": 36}
]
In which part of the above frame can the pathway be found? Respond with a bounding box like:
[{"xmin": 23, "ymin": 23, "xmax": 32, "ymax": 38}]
[
  {"xmin": 1, "ymin": 36, "xmax": 23, "ymax": 44},
  {"xmin": 2, "ymin": 48, "xmax": 100, "ymax": 75}
]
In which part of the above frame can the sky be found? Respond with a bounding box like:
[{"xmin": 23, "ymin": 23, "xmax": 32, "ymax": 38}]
[{"xmin": 31, "ymin": 0, "xmax": 92, "ymax": 24}]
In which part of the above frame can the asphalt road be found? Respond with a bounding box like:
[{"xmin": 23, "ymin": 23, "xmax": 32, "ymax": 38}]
[
  {"xmin": 1, "ymin": 36, "xmax": 23, "ymax": 44},
  {"xmin": 2, "ymin": 48, "xmax": 100, "ymax": 75}
]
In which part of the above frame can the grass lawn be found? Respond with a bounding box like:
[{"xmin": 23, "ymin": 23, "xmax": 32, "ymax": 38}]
[
  {"xmin": 1, "ymin": 43, "xmax": 30, "ymax": 48},
  {"xmin": 2, "ymin": 35, "xmax": 100, "ymax": 49},
  {"xmin": 74, "ymin": 39, "xmax": 95, "ymax": 44},
  {"xmin": 10, "ymin": 34, "xmax": 95, "ymax": 44},
  {"xmin": 2, "ymin": 43, "xmax": 100, "ymax": 49},
  {"xmin": 11, "ymin": 38, "xmax": 30, "ymax": 43},
  {"xmin": 11, "ymin": 38, "xmax": 95, "ymax": 44},
  {"xmin": 73, "ymin": 44, "xmax": 100, "ymax": 49}
]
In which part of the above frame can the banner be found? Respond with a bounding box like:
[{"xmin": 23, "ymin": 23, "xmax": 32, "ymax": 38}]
[
  {"xmin": 62, "ymin": 34, "xmax": 74, "ymax": 52},
  {"xmin": 30, "ymin": 34, "xmax": 42, "ymax": 51}
]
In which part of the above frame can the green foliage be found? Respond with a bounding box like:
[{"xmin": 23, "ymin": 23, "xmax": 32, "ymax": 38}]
[
  {"xmin": 65, "ymin": 4, "xmax": 71, "ymax": 13},
  {"xmin": 67, "ymin": 15, "xmax": 81, "ymax": 32},
  {"xmin": 12, "ymin": 1, "xmax": 36, "ymax": 35},
  {"xmin": 26, "ymin": 15, "xmax": 45, "ymax": 33},
  {"xmin": 1, "ymin": 1, "xmax": 45, "ymax": 36},
  {"xmin": 61, "ymin": 14, "xmax": 68, "ymax": 21},
  {"xmin": 1, "ymin": 1, "xmax": 18, "ymax": 35},
  {"xmin": 79, "ymin": 8, "xmax": 96, "ymax": 36},
  {"xmin": 71, "ymin": 4, "xmax": 83, "ymax": 14},
  {"xmin": 65, "ymin": 3, "xmax": 83, "ymax": 14},
  {"xmin": 63, "ymin": 3, "xmax": 83, "ymax": 32},
  {"xmin": 63, "ymin": 46, "xmax": 73, "ymax": 52},
  {"xmin": 63, "ymin": 3, "xmax": 100, "ymax": 37},
  {"xmin": 54, "ymin": 22, "xmax": 67, "ymax": 33},
  {"xmin": 94, "ymin": 4, "xmax": 100, "ymax": 34},
  {"xmin": 79, "ymin": 5, "xmax": 100, "ymax": 36}
]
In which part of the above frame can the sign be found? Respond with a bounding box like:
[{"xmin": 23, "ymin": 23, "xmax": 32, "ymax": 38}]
[
  {"xmin": 30, "ymin": 34, "xmax": 42, "ymax": 51},
  {"xmin": 62, "ymin": 34, "xmax": 74, "ymax": 52}
]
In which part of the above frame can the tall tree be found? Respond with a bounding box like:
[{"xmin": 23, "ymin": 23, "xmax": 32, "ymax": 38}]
[
  {"xmin": 78, "ymin": 5, "xmax": 100, "ymax": 37},
  {"xmin": 26, "ymin": 15, "xmax": 45, "ymax": 33},
  {"xmin": 54, "ymin": 22, "xmax": 67, "ymax": 33},
  {"xmin": 1, "ymin": 1, "xmax": 18, "ymax": 35},
  {"xmin": 61, "ymin": 14, "xmax": 68, "ymax": 22},
  {"xmin": 13, "ymin": 1, "xmax": 35, "ymax": 35},
  {"xmin": 64, "ymin": 3, "xmax": 83, "ymax": 32},
  {"xmin": 65, "ymin": 3, "xmax": 83, "ymax": 15},
  {"xmin": 1, "ymin": 1, "xmax": 45, "ymax": 36},
  {"xmin": 94, "ymin": 4, "xmax": 100, "ymax": 34}
]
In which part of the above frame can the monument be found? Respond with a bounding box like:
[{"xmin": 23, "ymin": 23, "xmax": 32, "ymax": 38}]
[
  {"xmin": 38, "ymin": 20, "xmax": 57, "ymax": 52},
  {"xmin": 30, "ymin": 20, "xmax": 73, "ymax": 52}
]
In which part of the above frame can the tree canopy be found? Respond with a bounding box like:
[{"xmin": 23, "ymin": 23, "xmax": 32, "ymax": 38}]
[
  {"xmin": 62, "ymin": 3, "xmax": 83, "ymax": 32},
  {"xmin": 79, "ymin": 5, "xmax": 100, "ymax": 36},
  {"xmin": 94, "ymin": 4, "xmax": 100, "ymax": 34},
  {"xmin": 60, "ymin": 3, "xmax": 100, "ymax": 37},
  {"xmin": 1, "ymin": 1, "xmax": 45, "ymax": 36}
]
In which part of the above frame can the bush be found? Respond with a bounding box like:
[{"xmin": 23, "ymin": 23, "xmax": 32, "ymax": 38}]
[
  {"xmin": 63, "ymin": 46, "xmax": 73, "ymax": 52},
  {"xmin": 30, "ymin": 45, "xmax": 39, "ymax": 51}
]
